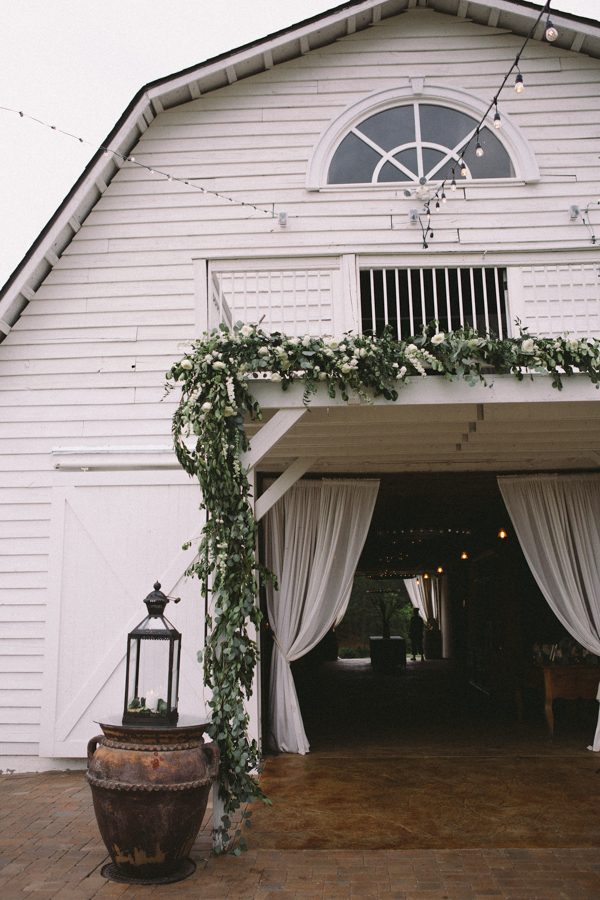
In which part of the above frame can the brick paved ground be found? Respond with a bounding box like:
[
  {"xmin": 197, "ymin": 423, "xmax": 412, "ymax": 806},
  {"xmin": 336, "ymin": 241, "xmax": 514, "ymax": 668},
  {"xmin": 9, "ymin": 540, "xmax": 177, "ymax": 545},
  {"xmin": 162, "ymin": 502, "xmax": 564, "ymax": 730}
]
[{"xmin": 1, "ymin": 772, "xmax": 599, "ymax": 899}]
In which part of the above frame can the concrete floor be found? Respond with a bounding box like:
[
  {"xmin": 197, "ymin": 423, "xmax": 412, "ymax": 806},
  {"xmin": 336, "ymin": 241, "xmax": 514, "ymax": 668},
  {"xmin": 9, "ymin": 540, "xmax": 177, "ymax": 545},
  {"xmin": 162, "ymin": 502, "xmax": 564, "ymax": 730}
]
[
  {"xmin": 249, "ymin": 660, "xmax": 600, "ymax": 851},
  {"xmin": 1, "ymin": 660, "xmax": 599, "ymax": 898}
]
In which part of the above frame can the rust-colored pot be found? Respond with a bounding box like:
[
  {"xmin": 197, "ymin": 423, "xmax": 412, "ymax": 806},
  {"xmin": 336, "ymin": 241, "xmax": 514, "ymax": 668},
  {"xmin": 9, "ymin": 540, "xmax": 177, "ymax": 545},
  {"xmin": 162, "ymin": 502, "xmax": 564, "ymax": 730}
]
[{"xmin": 87, "ymin": 718, "xmax": 219, "ymax": 884}]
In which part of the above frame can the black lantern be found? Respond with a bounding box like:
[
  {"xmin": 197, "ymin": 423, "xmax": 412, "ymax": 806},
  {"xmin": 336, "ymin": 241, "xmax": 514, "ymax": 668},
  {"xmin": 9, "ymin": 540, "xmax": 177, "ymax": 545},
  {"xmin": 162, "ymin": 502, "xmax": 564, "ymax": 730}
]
[{"xmin": 123, "ymin": 582, "xmax": 181, "ymax": 726}]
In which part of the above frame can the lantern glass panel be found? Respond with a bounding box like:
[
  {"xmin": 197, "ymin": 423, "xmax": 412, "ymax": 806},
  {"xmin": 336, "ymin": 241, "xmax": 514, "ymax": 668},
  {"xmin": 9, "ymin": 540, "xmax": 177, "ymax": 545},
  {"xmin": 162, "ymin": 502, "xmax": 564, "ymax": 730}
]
[{"xmin": 125, "ymin": 637, "xmax": 172, "ymax": 716}]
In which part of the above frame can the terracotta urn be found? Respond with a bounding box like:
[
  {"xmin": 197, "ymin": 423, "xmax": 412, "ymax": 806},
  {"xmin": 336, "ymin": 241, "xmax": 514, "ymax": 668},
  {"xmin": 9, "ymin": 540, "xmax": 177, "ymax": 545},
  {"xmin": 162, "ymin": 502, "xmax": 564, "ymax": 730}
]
[{"xmin": 87, "ymin": 717, "xmax": 219, "ymax": 884}]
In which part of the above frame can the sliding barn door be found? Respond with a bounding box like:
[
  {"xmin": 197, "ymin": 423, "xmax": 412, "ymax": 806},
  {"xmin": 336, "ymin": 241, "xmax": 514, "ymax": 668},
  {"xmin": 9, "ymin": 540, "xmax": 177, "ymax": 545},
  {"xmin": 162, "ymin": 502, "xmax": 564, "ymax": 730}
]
[{"xmin": 40, "ymin": 471, "xmax": 206, "ymax": 757}]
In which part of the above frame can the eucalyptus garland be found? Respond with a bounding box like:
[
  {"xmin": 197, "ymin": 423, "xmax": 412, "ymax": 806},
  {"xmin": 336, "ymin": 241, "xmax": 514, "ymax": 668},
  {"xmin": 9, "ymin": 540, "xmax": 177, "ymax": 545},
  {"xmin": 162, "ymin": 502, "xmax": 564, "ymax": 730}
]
[{"xmin": 167, "ymin": 321, "xmax": 600, "ymax": 849}]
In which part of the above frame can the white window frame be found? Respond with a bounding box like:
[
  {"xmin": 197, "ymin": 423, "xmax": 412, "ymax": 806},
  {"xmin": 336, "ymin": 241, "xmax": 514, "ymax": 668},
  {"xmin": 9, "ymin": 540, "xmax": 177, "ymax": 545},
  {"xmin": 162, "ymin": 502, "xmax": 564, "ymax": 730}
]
[{"xmin": 307, "ymin": 84, "xmax": 540, "ymax": 191}]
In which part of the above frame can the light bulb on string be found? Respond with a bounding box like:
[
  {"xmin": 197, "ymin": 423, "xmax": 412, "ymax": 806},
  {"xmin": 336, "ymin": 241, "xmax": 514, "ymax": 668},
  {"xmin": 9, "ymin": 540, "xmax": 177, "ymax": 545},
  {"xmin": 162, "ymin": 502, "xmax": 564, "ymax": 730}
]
[
  {"xmin": 460, "ymin": 159, "xmax": 468, "ymax": 177},
  {"xmin": 441, "ymin": 191, "xmax": 447, "ymax": 203},
  {"xmin": 514, "ymin": 68, "xmax": 525, "ymax": 93},
  {"xmin": 475, "ymin": 132, "xmax": 484, "ymax": 158},
  {"xmin": 545, "ymin": 18, "xmax": 558, "ymax": 42},
  {"xmin": 450, "ymin": 169, "xmax": 457, "ymax": 191},
  {"xmin": 493, "ymin": 102, "xmax": 502, "ymax": 129}
]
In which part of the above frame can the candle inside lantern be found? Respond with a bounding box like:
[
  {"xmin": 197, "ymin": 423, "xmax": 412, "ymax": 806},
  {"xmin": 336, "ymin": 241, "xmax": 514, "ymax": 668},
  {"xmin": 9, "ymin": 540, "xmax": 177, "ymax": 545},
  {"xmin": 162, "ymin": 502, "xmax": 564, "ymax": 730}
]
[{"xmin": 145, "ymin": 689, "xmax": 157, "ymax": 711}]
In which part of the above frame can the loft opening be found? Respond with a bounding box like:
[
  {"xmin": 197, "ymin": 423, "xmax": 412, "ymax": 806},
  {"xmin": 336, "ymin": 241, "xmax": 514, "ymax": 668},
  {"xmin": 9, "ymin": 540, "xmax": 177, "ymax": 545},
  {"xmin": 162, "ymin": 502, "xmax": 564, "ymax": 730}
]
[{"xmin": 360, "ymin": 265, "xmax": 509, "ymax": 338}]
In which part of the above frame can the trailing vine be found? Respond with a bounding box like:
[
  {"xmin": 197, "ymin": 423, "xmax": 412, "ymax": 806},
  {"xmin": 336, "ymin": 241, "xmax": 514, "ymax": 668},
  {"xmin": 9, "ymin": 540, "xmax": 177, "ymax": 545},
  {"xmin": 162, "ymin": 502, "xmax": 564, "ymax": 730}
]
[{"xmin": 166, "ymin": 321, "xmax": 600, "ymax": 849}]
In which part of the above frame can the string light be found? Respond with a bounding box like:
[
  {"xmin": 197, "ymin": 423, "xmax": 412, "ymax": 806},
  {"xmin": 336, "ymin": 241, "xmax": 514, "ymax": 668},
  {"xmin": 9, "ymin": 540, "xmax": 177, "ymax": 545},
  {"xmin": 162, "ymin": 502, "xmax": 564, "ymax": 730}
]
[
  {"xmin": 514, "ymin": 67, "xmax": 525, "ymax": 93},
  {"xmin": 545, "ymin": 17, "xmax": 558, "ymax": 42},
  {"xmin": 415, "ymin": 0, "xmax": 555, "ymax": 248},
  {"xmin": 0, "ymin": 104, "xmax": 281, "ymax": 219},
  {"xmin": 475, "ymin": 131, "xmax": 484, "ymax": 158}
]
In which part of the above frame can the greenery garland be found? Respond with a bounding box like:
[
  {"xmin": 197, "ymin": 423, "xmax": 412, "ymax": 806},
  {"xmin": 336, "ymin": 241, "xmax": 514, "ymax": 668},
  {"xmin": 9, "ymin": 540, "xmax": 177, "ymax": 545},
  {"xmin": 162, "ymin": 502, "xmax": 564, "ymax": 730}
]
[{"xmin": 166, "ymin": 320, "xmax": 600, "ymax": 849}]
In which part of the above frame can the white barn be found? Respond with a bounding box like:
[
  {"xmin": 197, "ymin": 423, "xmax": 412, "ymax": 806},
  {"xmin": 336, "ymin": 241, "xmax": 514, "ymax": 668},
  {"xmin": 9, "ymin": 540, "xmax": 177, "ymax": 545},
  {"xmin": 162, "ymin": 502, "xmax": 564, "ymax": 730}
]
[{"xmin": 1, "ymin": 0, "xmax": 600, "ymax": 772}]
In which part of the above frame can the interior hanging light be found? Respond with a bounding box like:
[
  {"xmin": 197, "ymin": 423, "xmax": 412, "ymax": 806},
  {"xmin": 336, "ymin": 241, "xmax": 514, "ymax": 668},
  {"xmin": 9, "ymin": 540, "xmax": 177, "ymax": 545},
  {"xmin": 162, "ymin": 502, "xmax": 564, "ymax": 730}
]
[
  {"xmin": 460, "ymin": 550, "xmax": 469, "ymax": 560},
  {"xmin": 514, "ymin": 67, "xmax": 525, "ymax": 93},
  {"xmin": 436, "ymin": 566, "xmax": 444, "ymax": 574},
  {"xmin": 545, "ymin": 18, "xmax": 558, "ymax": 42},
  {"xmin": 497, "ymin": 528, "xmax": 508, "ymax": 540}
]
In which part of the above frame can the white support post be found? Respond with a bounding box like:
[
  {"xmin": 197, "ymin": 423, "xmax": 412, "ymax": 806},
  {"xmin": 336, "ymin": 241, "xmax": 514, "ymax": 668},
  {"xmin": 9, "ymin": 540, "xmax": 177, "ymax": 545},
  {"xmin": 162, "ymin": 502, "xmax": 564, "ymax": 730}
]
[
  {"xmin": 193, "ymin": 258, "xmax": 209, "ymax": 336},
  {"xmin": 339, "ymin": 254, "xmax": 359, "ymax": 335},
  {"xmin": 255, "ymin": 458, "xmax": 316, "ymax": 522},
  {"xmin": 241, "ymin": 409, "xmax": 306, "ymax": 471}
]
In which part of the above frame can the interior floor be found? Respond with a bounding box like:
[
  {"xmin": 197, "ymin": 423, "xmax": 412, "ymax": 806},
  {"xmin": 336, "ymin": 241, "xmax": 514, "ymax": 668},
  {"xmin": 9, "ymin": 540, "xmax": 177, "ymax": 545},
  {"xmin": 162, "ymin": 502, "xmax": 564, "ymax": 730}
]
[{"xmin": 248, "ymin": 659, "xmax": 600, "ymax": 850}]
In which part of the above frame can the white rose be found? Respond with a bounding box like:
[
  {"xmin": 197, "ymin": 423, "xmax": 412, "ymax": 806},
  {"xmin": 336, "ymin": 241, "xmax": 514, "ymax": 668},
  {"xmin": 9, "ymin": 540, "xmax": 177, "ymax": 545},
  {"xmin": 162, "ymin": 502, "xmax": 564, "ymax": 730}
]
[
  {"xmin": 341, "ymin": 363, "xmax": 352, "ymax": 374},
  {"xmin": 431, "ymin": 332, "xmax": 445, "ymax": 345},
  {"xmin": 338, "ymin": 343, "xmax": 347, "ymax": 352},
  {"xmin": 201, "ymin": 401, "xmax": 212, "ymax": 412},
  {"xmin": 359, "ymin": 348, "xmax": 367, "ymax": 358},
  {"xmin": 326, "ymin": 338, "xmax": 339, "ymax": 349},
  {"xmin": 180, "ymin": 358, "xmax": 193, "ymax": 370},
  {"xmin": 302, "ymin": 335, "xmax": 312, "ymax": 347},
  {"xmin": 318, "ymin": 371, "xmax": 327, "ymax": 381},
  {"xmin": 521, "ymin": 338, "xmax": 535, "ymax": 354},
  {"xmin": 406, "ymin": 343, "xmax": 418, "ymax": 353},
  {"xmin": 223, "ymin": 406, "xmax": 235, "ymax": 416},
  {"xmin": 212, "ymin": 361, "xmax": 226, "ymax": 370},
  {"xmin": 566, "ymin": 339, "xmax": 579, "ymax": 352},
  {"xmin": 240, "ymin": 324, "xmax": 254, "ymax": 337},
  {"xmin": 287, "ymin": 337, "xmax": 300, "ymax": 346},
  {"xmin": 258, "ymin": 347, "xmax": 270, "ymax": 356},
  {"xmin": 270, "ymin": 372, "xmax": 283, "ymax": 382},
  {"xmin": 204, "ymin": 354, "xmax": 213, "ymax": 363}
]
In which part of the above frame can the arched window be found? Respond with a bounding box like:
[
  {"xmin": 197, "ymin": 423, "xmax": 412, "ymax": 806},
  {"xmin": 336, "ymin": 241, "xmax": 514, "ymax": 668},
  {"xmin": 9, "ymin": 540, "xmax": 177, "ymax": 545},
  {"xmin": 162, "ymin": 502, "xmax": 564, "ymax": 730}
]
[
  {"xmin": 328, "ymin": 102, "xmax": 513, "ymax": 185},
  {"xmin": 307, "ymin": 86, "xmax": 539, "ymax": 189}
]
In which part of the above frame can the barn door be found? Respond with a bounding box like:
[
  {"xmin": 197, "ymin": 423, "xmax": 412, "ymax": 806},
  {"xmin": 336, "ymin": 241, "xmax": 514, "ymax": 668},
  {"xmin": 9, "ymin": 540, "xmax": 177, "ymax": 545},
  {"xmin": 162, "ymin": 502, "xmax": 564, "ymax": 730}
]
[{"xmin": 40, "ymin": 470, "xmax": 206, "ymax": 757}]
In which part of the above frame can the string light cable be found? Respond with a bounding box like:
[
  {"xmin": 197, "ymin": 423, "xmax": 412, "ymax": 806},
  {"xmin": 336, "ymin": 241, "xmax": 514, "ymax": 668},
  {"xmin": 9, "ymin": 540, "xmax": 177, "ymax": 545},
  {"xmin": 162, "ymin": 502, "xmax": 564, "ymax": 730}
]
[
  {"xmin": 420, "ymin": 0, "xmax": 558, "ymax": 248},
  {"xmin": 0, "ymin": 104, "xmax": 284, "ymax": 219}
]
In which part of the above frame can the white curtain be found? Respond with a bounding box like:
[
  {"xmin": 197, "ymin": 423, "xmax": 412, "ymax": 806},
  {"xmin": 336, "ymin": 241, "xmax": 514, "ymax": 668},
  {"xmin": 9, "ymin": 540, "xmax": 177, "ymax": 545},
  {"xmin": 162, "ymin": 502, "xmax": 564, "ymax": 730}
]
[
  {"xmin": 404, "ymin": 577, "xmax": 427, "ymax": 621},
  {"xmin": 265, "ymin": 479, "xmax": 379, "ymax": 754},
  {"xmin": 404, "ymin": 576, "xmax": 439, "ymax": 626},
  {"xmin": 498, "ymin": 474, "xmax": 600, "ymax": 751}
]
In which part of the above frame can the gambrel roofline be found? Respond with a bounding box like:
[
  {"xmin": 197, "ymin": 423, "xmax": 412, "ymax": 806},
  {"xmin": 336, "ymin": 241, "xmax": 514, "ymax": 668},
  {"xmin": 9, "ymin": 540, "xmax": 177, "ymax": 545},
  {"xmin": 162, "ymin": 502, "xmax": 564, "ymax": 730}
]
[{"xmin": 1, "ymin": 0, "xmax": 599, "ymax": 341}]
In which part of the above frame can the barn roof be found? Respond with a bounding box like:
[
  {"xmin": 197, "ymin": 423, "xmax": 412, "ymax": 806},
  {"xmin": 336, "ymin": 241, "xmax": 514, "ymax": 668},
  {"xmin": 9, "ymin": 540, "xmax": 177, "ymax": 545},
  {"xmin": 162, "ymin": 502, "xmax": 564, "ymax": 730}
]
[{"xmin": 1, "ymin": 0, "xmax": 599, "ymax": 342}]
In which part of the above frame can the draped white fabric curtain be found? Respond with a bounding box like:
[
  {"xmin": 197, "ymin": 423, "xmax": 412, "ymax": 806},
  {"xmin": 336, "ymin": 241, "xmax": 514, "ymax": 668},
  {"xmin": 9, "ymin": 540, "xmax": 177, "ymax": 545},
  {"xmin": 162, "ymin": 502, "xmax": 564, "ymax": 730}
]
[
  {"xmin": 265, "ymin": 479, "xmax": 379, "ymax": 754},
  {"xmin": 404, "ymin": 578, "xmax": 427, "ymax": 620},
  {"xmin": 498, "ymin": 474, "xmax": 600, "ymax": 751},
  {"xmin": 404, "ymin": 576, "xmax": 439, "ymax": 626}
]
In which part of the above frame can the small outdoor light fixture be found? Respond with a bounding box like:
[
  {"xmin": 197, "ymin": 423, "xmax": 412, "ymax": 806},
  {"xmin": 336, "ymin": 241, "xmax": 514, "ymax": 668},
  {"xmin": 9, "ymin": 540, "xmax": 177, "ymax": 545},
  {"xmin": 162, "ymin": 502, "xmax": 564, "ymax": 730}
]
[
  {"xmin": 497, "ymin": 528, "xmax": 508, "ymax": 540},
  {"xmin": 123, "ymin": 582, "xmax": 182, "ymax": 726}
]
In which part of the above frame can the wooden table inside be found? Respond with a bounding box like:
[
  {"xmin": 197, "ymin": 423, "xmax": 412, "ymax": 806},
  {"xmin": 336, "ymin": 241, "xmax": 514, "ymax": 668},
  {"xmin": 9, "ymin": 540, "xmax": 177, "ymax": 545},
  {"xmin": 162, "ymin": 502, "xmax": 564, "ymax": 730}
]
[{"xmin": 539, "ymin": 665, "xmax": 600, "ymax": 736}]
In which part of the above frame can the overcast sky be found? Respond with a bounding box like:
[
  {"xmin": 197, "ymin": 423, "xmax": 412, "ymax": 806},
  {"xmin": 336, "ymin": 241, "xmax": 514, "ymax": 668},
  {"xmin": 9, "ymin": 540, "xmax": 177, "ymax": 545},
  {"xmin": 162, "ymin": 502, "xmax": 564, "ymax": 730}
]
[{"xmin": 0, "ymin": 0, "xmax": 598, "ymax": 287}]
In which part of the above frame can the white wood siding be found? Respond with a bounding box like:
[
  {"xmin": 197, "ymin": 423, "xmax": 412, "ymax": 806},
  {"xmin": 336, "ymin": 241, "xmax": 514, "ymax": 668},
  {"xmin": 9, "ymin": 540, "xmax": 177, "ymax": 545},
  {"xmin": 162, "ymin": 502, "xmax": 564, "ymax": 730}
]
[{"xmin": 1, "ymin": 7, "xmax": 600, "ymax": 766}]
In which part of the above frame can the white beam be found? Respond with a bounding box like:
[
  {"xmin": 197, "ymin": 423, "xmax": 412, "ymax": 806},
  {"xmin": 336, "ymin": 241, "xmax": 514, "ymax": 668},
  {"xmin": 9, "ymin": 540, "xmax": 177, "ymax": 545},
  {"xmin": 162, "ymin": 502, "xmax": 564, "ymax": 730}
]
[
  {"xmin": 241, "ymin": 409, "xmax": 306, "ymax": 470},
  {"xmin": 251, "ymin": 375, "xmax": 600, "ymax": 409},
  {"xmin": 255, "ymin": 458, "xmax": 316, "ymax": 521}
]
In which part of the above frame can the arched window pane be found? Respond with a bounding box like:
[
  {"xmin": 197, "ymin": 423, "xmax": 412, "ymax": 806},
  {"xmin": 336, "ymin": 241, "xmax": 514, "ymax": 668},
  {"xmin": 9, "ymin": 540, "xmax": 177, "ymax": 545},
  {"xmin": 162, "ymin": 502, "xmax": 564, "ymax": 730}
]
[
  {"xmin": 327, "ymin": 132, "xmax": 382, "ymax": 183},
  {"xmin": 422, "ymin": 147, "xmax": 446, "ymax": 176},
  {"xmin": 358, "ymin": 105, "xmax": 415, "ymax": 151},
  {"xmin": 419, "ymin": 104, "xmax": 476, "ymax": 147},
  {"xmin": 463, "ymin": 129, "xmax": 514, "ymax": 178},
  {"xmin": 327, "ymin": 103, "xmax": 515, "ymax": 184},
  {"xmin": 380, "ymin": 159, "xmax": 414, "ymax": 181}
]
